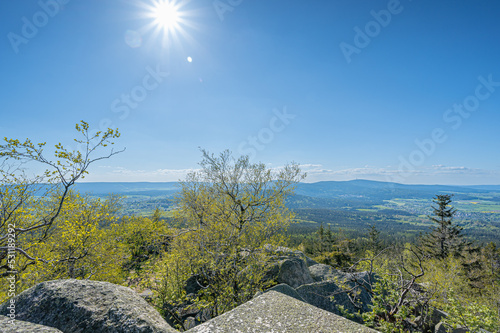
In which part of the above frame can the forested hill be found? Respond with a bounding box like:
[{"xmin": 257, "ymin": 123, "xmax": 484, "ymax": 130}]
[
  {"xmin": 71, "ymin": 180, "xmax": 500, "ymax": 244},
  {"xmin": 74, "ymin": 179, "xmax": 500, "ymax": 201},
  {"xmin": 73, "ymin": 182, "xmax": 179, "ymax": 196}
]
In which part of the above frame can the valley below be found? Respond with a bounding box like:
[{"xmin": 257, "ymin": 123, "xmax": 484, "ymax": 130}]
[{"xmin": 75, "ymin": 179, "xmax": 500, "ymax": 244}]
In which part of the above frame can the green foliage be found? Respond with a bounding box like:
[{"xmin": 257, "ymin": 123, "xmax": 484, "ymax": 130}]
[
  {"xmin": 147, "ymin": 150, "xmax": 305, "ymax": 325},
  {"xmin": 362, "ymin": 275, "xmax": 417, "ymax": 333},
  {"xmin": 1, "ymin": 121, "xmax": 121, "ymax": 184},
  {"xmin": 422, "ymin": 255, "xmax": 500, "ymax": 333},
  {"xmin": 345, "ymin": 243, "xmax": 428, "ymax": 332},
  {"xmin": 483, "ymin": 242, "xmax": 500, "ymax": 283},
  {"xmin": 0, "ymin": 121, "xmax": 122, "ymax": 278},
  {"xmin": 335, "ymin": 304, "xmax": 358, "ymax": 321},
  {"xmin": 0, "ymin": 191, "xmax": 126, "ymax": 302},
  {"xmin": 420, "ymin": 195, "xmax": 469, "ymax": 259},
  {"xmin": 153, "ymin": 233, "xmax": 274, "ymax": 323},
  {"xmin": 367, "ymin": 224, "xmax": 383, "ymax": 253},
  {"xmin": 303, "ymin": 225, "xmax": 355, "ymax": 268},
  {"xmin": 112, "ymin": 210, "xmax": 173, "ymax": 271},
  {"xmin": 442, "ymin": 289, "xmax": 499, "ymax": 332}
]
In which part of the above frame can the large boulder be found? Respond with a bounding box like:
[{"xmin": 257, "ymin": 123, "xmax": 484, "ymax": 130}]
[
  {"xmin": 296, "ymin": 280, "xmax": 372, "ymax": 318},
  {"xmin": 0, "ymin": 315, "xmax": 63, "ymax": 332},
  {"xmin": 275, "ymin": 257, "xmax": 315, "ymax": 288},
  {"xmin": 434, "ymin": 322, "xmax": 448, "ymax": 333},
  {"xmin": 261, "ymin": 283, "xmax": 305, "ymax": 302},
  {"xmin": 185, "ymin": 290, "xmax": 379, "ymax": 333},
  {"xmin": 429, "ymin": 307, "xmax": 448, "ymax": 327},
  {"xmin": 264, "ymin": 245, "xmax": 318, "ymax": 267},
  {"xmin": 309, "ymin": 263, "xmax": 343, "ymax": 282},
  {"xmin": 0, "ymin": 279, "xmax": 177, "ymax": 333},
  {"xmin": 296, "ymin": 281, "xmax": 346, "ymax": 314},
  {"xmin": 337, "ymin": 270, "xmax": 375, "ymax": 286},
  {"xmin": 262, "ymin": 245, "xmax": 317, "ymax": 288}
]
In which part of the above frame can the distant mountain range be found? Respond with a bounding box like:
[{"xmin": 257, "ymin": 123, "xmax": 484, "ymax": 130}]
[
  {"xmin": 73, "ymin": 182, "xmax": 179, "ymax": 196},
  {"xmin": 71, "ymin": 180, "xmax": 500, "ymax": 243},
  {"xmin": 73, "ymin": 180, "xmax": 500, "ymax": 200}
]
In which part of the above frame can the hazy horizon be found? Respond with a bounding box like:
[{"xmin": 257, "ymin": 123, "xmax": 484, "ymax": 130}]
[{"xmin": 74, "ymin": 178, "xmax": 500, "ymax": 187}]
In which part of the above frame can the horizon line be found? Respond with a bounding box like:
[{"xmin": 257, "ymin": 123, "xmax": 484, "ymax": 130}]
[{"xmin": 75, "ymin": 179, "xmax": 500, "ymax": 187}]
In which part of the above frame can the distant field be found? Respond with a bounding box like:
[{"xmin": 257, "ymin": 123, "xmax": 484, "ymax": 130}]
[
  {"xmin": 83, "ymin": 183, "xmax": 500, "ymax": 245},
  {"xmin": 376, "ymin": 197, "xmax": 500, "ymax": 214},
  {"xmin": 364, "ymin": 197, "xmax": 500, "ymax": 244},
  {"xmin": 454, "ymin": 200, "xmax": 500, "ymax": 213}
]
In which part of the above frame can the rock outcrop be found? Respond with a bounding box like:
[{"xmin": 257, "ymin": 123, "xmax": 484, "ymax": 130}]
[
  {"xmin": 260, "ymin": 248, "xmax": 374, "ymax": 321},
  {"xmin": 263, "ymin": 283, "xmax": 306, "ymax": 302},
  {"xmin": 309, "ymin": 263, "xmax": 342, "ymax": 282},
  {"xmin": 275, "ymin": 257, "xmax": 315, "ymax": 288},
  {"xmin": 434, "ymin": 322, "xmax": 448, "ymax": 333},
  {"xmin": 0, "ymin": 315, "xmax": 63, "ymax": 333},
  {"xmin": 263, "ymin": 246, "xmax": 316, "ymax": 288},
  {"xmin": 0, "ymin": 279, "xmax": 177, "ymax": 333},
  {"xmin": 185, "ymin": 290, "xmax": 379, "ymax": 333},
  {"xmin": 265, "ymin": 245, "xmax": 319, "ymax": 267},
  {"xmin": 296, "ymin": 281, "xmax": 349, "ymax": 314},
  {"xmin": 0, "ymin": 245, "xmax": 463, "ymax": 333}
]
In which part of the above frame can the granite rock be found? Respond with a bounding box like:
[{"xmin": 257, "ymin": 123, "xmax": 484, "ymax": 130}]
[
  {"xmin": 0, "ymin": 315, "xmax": 63, "ymax": 333},
  {"xmin": 185, "ymin": 291, "xmax": 379, "ymax": 333},
  {"xmin": 0, "ymin": 279, "xmax": 177, "ymax": 333}
]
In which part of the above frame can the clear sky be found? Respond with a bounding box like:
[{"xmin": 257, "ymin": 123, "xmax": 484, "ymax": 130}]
[{"xmin": 1, "ymin": 0, "xmax": 500, "ymax": 185}]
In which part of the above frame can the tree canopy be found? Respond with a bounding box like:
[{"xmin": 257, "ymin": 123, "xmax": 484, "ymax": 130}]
[
  {"xmin": 0, "ymin": 121, "xmax": 123, "ymax": 276},
  {"xmin": 419, "ymin": 194, "xmax": 468, "ymax": 259},
  {"xmin": 147, "ymin": 150, "xmax": 306, "ymax": 328}
]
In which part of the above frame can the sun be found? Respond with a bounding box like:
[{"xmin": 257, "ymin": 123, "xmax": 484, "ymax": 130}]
[
  {"xmin": 137, "ymin": 0, "xmax": 193, "ymax": 48},
  {"xmin": 152, "ymin": 1, "xmax": 179, "ymax": 32}
]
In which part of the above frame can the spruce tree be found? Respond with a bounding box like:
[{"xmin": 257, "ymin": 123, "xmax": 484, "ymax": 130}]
[
  {"xmin": 316, "ymin": 224, "xmax": 325, "ymax": 254},
  {"xmin": 420, "ymin": 194, "xmax": 467, "ymax": 259},
  {"xmin": 367, "ymin": 224, "xmax": 382, "ymax": 253}
]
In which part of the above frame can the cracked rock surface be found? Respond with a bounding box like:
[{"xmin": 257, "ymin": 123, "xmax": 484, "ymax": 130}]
[
  {"xmin": 0, "ymin": 315, "xmax": 63, "ymax": 332},
  {"xmin": 185, "ymin": 291, "xmax": 379, "ymax": 333},
  {"xmin": 0, "ymin": 279, "xmax": 177, "ymax": 333}
]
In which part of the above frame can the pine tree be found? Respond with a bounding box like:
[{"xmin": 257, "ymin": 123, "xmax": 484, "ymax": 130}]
[
  {"xmin": 420, "ymin": 194, "xmax": 468, "ymax": 259},
  {"xmin": 324, "ymin": 225, "xmax": 335, "ymax": 252},
  {"xmin": 152, "ymin": 207, "xmax": 162, "ymax": 222},
  {"xmin": 367, "ymin": 224, "xmax": 382, "ymax": 253}
]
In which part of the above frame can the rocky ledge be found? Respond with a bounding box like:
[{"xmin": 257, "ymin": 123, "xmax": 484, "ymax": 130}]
[
  {"xmin": 185, "ymin": 290, "xmax": 378, "ymax": 333},
  {"xmin": 0, "ymin": 278, "xmax": 379, "ymax": 333},
  {"xmin": 0, "ymin": 279, "xmax": 177, "ymax": 333}
]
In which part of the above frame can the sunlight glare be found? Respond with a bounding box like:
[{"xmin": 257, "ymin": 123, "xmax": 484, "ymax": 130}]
[
  {"xmin": 153, "ymin": 1, "xmax": 179, "ymax": 32},
  {"xmin": 139, "ymin": 0, "xmax": 193, "ymax": 49}
]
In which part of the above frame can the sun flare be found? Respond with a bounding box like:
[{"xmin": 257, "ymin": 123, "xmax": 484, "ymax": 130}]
[
  {"xmin": 152, "ymin": 1, "xmax": 179, "ymax": 32},
  {"xmin": 138, "ymin": 0, "xmax": 192, "ymax": 48}
]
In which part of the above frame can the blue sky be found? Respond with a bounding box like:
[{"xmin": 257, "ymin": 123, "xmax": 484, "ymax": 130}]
[{"xmin": 1, "ymin": 0, "xmax": 500, "ymax": 184}]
